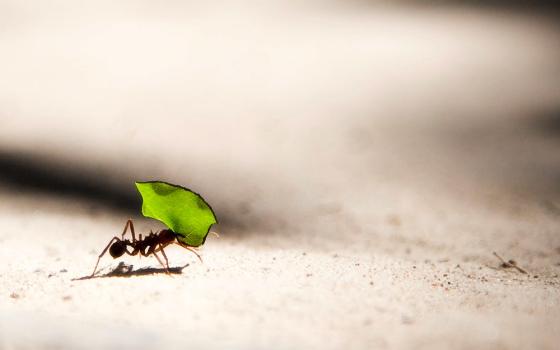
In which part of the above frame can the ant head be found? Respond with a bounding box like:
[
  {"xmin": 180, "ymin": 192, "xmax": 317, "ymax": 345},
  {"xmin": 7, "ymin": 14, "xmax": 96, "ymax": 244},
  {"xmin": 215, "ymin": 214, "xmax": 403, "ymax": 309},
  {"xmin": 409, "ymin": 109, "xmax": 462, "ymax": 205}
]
[
  {"xmin": 160, "ymin": 229, "xmax": 176, "ymax": 243},
  {"xmin": 109, "ymin": 240, "xmax": 127, "ymax": 258}
]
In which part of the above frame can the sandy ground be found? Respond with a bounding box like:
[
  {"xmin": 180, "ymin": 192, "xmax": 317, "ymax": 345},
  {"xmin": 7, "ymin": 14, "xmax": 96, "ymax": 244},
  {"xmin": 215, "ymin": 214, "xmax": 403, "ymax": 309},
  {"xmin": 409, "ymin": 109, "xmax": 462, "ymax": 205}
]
[
  {"xmin": 1, "ymin": 193, "xmax": 560, "ymax": 350},
  {"xmin": 1, "ymin": 1, "xmax": 560, "ymax": 349}
]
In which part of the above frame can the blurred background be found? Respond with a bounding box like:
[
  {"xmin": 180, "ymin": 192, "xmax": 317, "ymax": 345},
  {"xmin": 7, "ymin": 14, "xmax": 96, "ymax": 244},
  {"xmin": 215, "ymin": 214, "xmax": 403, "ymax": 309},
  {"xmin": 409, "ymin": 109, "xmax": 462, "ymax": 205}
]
[
  {"xmin": 1, "ymin": 1, "xmax": 560, "ymax": 349},
  {"xmin": 1, "ymin": 0, "xmax": 560, "ymax": 246},
  {"xmin": 1, "ymin": 0, "xmax": 559, "ymax": 236}
]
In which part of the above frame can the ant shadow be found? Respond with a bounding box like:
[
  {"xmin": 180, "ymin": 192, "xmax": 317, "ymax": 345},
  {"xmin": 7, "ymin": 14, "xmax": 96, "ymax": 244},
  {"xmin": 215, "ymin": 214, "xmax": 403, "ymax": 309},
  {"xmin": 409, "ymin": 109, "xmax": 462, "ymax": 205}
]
[{"xmin": 73, "ymin": 262, "xmax": 190, "ymax": 280}]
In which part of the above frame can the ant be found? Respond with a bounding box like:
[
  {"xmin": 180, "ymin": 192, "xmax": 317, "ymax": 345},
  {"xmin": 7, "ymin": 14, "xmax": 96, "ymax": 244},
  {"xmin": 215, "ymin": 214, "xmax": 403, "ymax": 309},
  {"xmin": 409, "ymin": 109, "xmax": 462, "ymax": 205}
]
[{"xmin": 90, "ymin": 219, "xmax": 203, "ymax": 277}]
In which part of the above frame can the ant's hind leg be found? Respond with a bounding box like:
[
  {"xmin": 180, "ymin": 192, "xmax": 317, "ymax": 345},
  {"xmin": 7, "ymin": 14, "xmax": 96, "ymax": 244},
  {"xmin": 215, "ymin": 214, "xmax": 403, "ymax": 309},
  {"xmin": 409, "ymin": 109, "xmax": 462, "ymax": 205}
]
[
  {"xmin": 121, "ymin": 219, "xmax": 137, "ymax": 242},
  {"xmin": 90, "ymin": 237, "xmax": 119, "ymax": 277}
]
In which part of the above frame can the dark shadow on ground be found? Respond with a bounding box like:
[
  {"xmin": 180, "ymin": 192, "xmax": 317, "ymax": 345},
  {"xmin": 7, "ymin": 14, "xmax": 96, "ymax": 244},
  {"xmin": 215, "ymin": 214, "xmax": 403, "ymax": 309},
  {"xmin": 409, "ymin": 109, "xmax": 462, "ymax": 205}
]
[
  {"xmin": 0, "ymin": 149, "xmax": 249, "ymax": 231},
  {"xmin": 72, "ymin": 262, "xmax": 189, "ymax": 280},
  {"xmin": 0, "ymin": 150, "xmax": 139, "ymax": 213},
  {"xmin": 529, "ymin": 110, "xmax": 560, "ymax": 137}
]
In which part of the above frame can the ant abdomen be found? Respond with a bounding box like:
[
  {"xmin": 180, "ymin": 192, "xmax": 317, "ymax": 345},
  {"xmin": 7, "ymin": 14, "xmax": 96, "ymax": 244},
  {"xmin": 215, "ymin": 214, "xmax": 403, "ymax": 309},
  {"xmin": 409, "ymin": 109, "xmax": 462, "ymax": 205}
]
[{"xmin": 109, "ymin": 240, "xmax": 127, "ymax": 258}]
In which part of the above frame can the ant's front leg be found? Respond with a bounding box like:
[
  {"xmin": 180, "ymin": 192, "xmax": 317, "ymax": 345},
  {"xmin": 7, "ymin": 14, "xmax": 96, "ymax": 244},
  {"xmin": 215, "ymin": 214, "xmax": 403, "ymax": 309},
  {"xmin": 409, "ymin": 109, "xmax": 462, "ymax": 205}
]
[
  {"xmin": 158, "ymin": 244, "xmax": 170, "ymax": 270},
  {"xmin": 175, "ymin": 241, "xmax": 203, "ymax": 263},
  {"xmin": 145, "ymin": 245, "xmax": 170, "ymax": 274},
  {"xmin": 121, "ymin": 219, "xmax": 137, "ymax": 242},
  {"xmin": 91, "ymin": 237, "xmax": 119, "ymax": 277},
  {"xmin": 152, "ymin": 250, "xmax": 170, "ymax": 274}
]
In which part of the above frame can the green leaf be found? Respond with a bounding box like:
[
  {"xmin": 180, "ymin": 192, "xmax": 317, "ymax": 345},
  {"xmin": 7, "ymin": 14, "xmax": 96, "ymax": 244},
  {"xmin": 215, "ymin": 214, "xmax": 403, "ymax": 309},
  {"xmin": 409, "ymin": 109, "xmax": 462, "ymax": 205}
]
[{"xmin": 135, "ymin": 181, "xmax": 217, "ymax": 247}]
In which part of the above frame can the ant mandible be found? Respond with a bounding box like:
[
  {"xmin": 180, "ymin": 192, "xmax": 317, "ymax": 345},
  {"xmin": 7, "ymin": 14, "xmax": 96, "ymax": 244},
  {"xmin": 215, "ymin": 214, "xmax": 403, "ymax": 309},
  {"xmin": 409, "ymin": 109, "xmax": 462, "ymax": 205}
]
[{"xmin": 90, "ymin": 219, "xmax": 202, "ymax": 277}]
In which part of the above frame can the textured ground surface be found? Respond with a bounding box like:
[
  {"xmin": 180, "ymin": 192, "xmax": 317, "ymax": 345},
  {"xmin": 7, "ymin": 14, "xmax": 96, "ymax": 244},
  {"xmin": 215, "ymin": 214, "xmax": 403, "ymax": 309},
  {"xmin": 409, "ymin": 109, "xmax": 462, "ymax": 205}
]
[{"xmin": 1, "ymin": 1, "xmax": 560, "ymax": 349}]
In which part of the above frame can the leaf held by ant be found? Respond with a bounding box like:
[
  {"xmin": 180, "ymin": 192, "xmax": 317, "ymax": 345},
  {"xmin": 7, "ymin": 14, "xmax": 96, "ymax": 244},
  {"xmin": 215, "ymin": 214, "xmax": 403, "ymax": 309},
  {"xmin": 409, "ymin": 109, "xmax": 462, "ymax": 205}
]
[{"xmin": 135, "ymin": 181, "xmax": 217, "ymax": 247}]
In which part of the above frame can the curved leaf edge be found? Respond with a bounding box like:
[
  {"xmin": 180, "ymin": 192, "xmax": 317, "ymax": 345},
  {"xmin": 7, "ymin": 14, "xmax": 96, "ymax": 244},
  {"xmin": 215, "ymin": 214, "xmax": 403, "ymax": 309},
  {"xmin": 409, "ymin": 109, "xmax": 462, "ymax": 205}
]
[{"xmin": 135, "ymin": 180, "xmax": 219, "ymax": 247}]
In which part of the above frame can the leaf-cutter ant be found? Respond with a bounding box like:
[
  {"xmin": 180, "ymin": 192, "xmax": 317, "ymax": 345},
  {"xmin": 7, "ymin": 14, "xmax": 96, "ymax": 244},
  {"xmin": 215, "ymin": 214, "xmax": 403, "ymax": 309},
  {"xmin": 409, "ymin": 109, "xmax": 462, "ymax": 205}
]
[{"xmin": 90, "ymin": 219, "xmax": 202, "ymax": 277}]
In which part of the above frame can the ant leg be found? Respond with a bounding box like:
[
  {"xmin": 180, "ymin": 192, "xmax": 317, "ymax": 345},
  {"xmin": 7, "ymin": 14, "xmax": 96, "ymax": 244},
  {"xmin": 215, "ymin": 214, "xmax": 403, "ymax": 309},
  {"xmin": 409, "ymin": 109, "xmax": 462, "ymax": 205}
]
[
  {"xmin": 158, "ymin": 244, "xmax": 170, "ymax": 270},
  {"xmin": 91, "ymin": 237, "xmax": 119, "ymax": 277},
  {"xmin": 151, "ymin": 251, "xmax": 170, "ymax": 274},
  {"xmin": 175, "ymin": 242, "xmax": 203, "ymax": 263},
  {"xmin": 125, "ymin": 245, "xmax": 137, "ymax": 256},
  {"xmin": 121, "ymin": 219, "xmax": 137, "ymax": 242}
]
